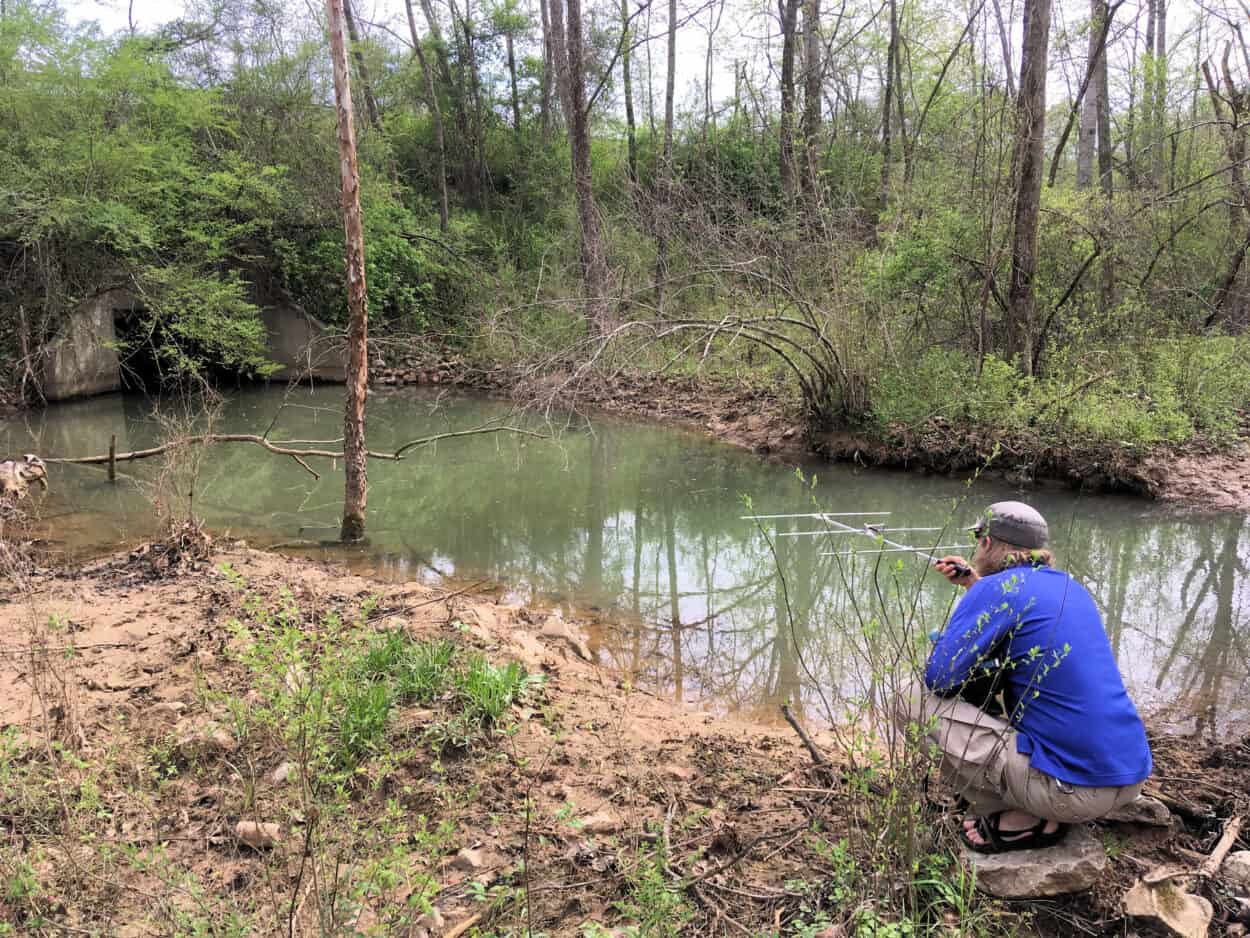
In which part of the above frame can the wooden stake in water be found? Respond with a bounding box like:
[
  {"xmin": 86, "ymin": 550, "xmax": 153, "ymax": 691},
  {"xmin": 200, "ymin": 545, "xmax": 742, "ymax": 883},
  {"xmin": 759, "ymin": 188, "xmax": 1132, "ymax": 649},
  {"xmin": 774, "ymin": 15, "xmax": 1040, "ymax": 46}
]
[{"xmin": 108, "ymin": 434, "xmax": 116, "ymax": 482}]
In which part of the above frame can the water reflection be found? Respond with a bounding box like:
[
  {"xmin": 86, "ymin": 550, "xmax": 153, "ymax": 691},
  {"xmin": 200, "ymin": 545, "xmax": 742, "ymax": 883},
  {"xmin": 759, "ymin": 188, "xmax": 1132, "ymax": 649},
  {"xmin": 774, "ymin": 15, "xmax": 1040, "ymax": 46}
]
[{"xmin": 4, "ymin": 387, "xmax": 1248, "ymax": 732}]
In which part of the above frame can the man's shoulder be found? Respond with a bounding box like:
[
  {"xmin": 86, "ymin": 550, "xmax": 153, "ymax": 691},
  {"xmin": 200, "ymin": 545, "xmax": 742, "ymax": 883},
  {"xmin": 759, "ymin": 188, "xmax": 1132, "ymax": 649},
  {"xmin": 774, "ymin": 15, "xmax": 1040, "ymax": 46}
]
[{"xmin": 974, "ymin": 566, "xmax": 1087, "ymax": 606}]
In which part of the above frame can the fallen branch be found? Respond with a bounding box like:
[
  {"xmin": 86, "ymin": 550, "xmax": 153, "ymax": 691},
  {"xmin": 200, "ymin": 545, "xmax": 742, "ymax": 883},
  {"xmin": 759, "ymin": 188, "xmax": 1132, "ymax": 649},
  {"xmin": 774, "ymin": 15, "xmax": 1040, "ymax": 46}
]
[
  {"xmin": 443, "ymin": 913, "xmax": 483, "ymax": 938},
  {"xmin": 1199, "ymin": 815, "xmax": 1243, "ymax": 879},
  {"xmin": 42, "ymin": 426, "xmax": 551, "ymax": 479},
  {"xmin": 780, "ymin": 702, "xmax": 829, "ymax": 767}
]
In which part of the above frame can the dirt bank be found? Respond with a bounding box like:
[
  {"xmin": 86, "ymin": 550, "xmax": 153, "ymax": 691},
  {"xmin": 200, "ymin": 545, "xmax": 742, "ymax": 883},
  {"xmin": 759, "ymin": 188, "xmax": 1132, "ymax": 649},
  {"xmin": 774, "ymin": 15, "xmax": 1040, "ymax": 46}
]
[
  {"xmin": 2, "ymin": 544, "xmax": 1248, "ymax": 936},
  {"xmin": 373, "ymin": 355, "xmax": 1250, "ymax": 513}
]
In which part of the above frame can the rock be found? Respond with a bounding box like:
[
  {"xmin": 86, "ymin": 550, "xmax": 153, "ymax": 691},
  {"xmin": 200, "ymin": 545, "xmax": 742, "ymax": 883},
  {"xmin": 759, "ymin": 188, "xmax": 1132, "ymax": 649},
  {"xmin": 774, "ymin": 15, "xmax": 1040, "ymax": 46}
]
[
  {"xmin": 267, "ymin": 761, "xmax": 293, "ymax": 785},
  {"xmin": 1106, "ymin": 795, "xmax": 1171, "ymax": 827},
  {"xmin": 416, "ymin": 907, "xmax": 445, "ymax": 930},
  {"xmin": 581, "ymin": 811, "xmax": 623, "ymax": 835},
  {"xmin": 452, "ymin": 847, "xmax": 487, "ymax": 871},
  {"xmin": 234, "ymin": 821, "xmax": 282, "ymax": 850},
  {"xmin": 174, "ymin": 721, "xmax": 237, "ymax": 761},
  {"xmin": 1124, "ymin": 877, "xmax": 1213, "ymax": 938},
  {"xmin": 540, "ymin": 615, "xmax": 592, "ymax": 661},
  {"xmin": 962, "ymin": 824, "xmax": 1107, "ymax": 897},
  {"xmin": 1223, "ymin": 850, "xmax": 1250, "ymax": 888},
  {"xmin": 150, "ymin": 701, "xmax": 186, "ymax": 721}
]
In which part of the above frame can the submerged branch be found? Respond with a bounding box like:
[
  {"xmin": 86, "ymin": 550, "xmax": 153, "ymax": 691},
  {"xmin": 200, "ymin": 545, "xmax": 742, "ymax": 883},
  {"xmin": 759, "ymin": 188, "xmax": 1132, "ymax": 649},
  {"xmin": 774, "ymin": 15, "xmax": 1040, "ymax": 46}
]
[{"xmin": 43, "ymin": 426, "xmax": 550, "ymax": 477}]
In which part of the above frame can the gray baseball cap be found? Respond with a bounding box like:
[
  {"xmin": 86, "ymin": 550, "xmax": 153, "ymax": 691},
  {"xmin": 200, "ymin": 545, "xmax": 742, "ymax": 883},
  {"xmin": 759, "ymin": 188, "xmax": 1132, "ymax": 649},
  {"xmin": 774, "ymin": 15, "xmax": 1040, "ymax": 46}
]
[{"xmin": 968, "ymin": 501, "xmax": 1048, "ymax": 549}]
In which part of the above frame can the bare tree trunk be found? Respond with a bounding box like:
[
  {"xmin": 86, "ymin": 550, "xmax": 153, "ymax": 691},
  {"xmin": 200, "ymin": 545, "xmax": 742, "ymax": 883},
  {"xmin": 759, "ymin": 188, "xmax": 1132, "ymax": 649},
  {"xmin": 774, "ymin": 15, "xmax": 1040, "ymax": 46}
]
[
  {"xmin": 327, "ymin": 0, "xmax": 371, "ymax": 542},
  {"xmin": 654, "ymin": 0, "xmax": 677, "ymax": 306},
  {"xmin": 664, "ymin": 0, "xmax": 676, "ymax": 161},
  {"xmin": 506, "ymin": 31, "xmax": 522, "ymax": 136},
  {"xmin": 990, "ymin": 0, "xmax": 1016, "ymax": 98},
  {"xmin": 704, "ymin": 0, "xmax": 725, "ymax": 145},
  {"xmin": 1076, "ymin": 0, "xmax": 1102, "ymax": 188},
  {"xmin": 549, "ymin": 0, "xmax": 612, "ymax": 330},
  {"xmin": 448, "ymin": 0, "xmax": 488, "ymax": 210},
  {"xmin": 1006, "ymin": 0, "xmax": 1052, "ymax": 375},
  {"xmin": 1052, "ymin": 0, "xmax": 1118, "ymax": 187},
  {"xmin": 344, "ymin": 0, "xmax": 382, "ymax": 132},
  {"xmin": 621, "ymin": 0, "xmax": 638, "ymax": 182},
  {"xmin": 802, "ymin": 0, "xmax": 821, "ymax": 193},
  {"xmin": 894, "ymin": 6, "xmax": 911, "ymax": 184},
  {"xmin": 1142, "ymin": 0, "xmax": 1156, "ymax": 184},
  {"xmin": 1202, "ymin": 51, "xmax": 1250, "ymax": 329},
  {"xmin": 778, "ymin": 0, "xmax": 801, "ymax": 197},
  {"xmin": 404, "ymin": 0, "xmax": 450, "ymax": 232},
  {"xmin": 1096, "ymin": 0, "xmax": 1115, "ymax": 309},
  {"xmin": 1152, "ymin": 0, "xmax": 1167, "ymax": 183},
  {"xmin": 878, "ymin": 0, "xmax": 897, "ymax": 212},
  {"xmin": 539, "ymin": 0, "xmax": 553, "ymax": 139},
  {"xmin": 646, "ymin": 0, "xmax": 657, "ymax": 136},
  {"xmin": 418, "ymin": 0, "xmax": 477, "ymax": 204}
]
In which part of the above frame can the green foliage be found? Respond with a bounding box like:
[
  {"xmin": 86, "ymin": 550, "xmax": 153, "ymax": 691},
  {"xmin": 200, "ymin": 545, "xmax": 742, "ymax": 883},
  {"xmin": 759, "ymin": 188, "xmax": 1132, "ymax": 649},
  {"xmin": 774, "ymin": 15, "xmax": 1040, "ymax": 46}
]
[
  {"xmin": 223, "ymin": 572, "xmax": 540, "ymax": 775},
  {"xmin": 870, "ymin": 339, "xmax": 1250, "ymax": 450},
  {"xmin": 613, "ymin": 842, "xmax": 693, "ymax": 938}
]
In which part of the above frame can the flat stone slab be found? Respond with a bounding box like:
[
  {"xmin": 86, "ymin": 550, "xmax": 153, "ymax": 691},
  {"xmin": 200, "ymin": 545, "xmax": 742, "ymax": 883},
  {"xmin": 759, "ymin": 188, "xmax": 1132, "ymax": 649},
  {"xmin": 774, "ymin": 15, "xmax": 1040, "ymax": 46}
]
[
  {"xmin": 1106, "ymin": 795, "xmax": 1172, "ymax": 827},
  {"xmin": 961, "ymin": 824, "xmax": 1108, "ymax": 897}
]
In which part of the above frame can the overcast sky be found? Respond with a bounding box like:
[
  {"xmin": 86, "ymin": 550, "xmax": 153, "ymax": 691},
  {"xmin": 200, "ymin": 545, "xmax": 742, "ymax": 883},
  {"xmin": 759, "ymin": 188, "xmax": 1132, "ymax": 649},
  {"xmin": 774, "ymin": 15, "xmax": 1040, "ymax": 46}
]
[{"xmin": 61, "ymin": 0, "xmax": 1211, "ymax": 117}]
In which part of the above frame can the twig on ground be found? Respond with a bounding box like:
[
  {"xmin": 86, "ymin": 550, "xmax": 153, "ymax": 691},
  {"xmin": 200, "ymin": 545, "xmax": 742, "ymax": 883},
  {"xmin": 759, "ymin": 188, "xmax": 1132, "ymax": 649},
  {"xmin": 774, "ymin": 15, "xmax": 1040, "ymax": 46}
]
[
  {"xmin": 444, "ymin": 913, "xmax": 483, "ymax": 938},
  {"xmin": 1200, "ymin": 815, "xmax": 1243, "ymax": 878}
]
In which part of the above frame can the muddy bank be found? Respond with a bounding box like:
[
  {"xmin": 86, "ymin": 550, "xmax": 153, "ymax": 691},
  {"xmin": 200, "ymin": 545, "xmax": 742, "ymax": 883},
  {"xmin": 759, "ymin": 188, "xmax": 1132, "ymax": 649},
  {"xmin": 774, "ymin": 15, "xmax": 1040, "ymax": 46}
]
[
  {"xmin": 372, "ymin": 354, "xmax": 1250, "ymax": 513},
  {"xmin": 1, "ymin": 544, "xmax": 1248, "ymax": 936}
]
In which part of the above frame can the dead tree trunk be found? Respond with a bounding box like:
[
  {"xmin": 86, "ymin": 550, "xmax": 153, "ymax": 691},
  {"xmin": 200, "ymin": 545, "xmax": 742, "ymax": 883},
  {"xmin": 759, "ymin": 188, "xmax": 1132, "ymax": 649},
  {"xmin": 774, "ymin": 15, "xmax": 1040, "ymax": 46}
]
[
  {"xmin": 404, "ymin": 0, "xmax": 450, "ymax": 232},
  {"xmin": 1005, "ymin": 0, "xmax": 1052, "ymax": 375},
  {"xmin": 549, "ymin": 0, "xmax": 612, "ymax": 331},
  {"xmin": 778, "ymin": 0, "xmax": 802, "ymax": 197},
  {"xmin": 327, "ymin": 0, "xmax": 371, "ymax": 542},
  {"xmin": 801, "ymin": 0, "xmax": 822, "ymax": 194}
]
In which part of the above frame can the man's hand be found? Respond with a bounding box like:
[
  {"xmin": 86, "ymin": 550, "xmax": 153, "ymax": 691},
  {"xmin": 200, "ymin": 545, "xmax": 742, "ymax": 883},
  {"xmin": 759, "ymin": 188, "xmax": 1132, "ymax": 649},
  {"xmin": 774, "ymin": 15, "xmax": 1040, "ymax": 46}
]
[{"xmin": 934, "ymin": 555, "xmax": 979, "ymax": 588}]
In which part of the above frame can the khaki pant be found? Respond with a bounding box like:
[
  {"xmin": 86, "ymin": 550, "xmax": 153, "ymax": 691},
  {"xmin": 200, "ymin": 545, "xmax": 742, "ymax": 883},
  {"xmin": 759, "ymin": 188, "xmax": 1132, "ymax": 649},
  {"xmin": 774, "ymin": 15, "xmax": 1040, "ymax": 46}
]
[{"xmin": 896, "ymin": 681, "xmax": 1143, "ymax": 822}]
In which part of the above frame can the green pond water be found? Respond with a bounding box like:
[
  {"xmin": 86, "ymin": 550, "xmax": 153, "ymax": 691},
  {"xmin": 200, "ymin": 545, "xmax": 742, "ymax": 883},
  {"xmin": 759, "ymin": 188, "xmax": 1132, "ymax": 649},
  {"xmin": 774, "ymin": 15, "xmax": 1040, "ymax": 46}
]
[{"xmin": 4, "ymin": 386, "xmax": 1248, "ymax": 734}]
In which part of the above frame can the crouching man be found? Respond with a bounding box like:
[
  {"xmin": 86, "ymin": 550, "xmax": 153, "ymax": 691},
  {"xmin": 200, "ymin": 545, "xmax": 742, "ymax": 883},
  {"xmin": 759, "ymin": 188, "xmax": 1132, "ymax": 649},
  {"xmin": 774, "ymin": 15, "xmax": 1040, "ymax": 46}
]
[{"xmin": 899, "ymin": 501, "xmax": 1152, "ymax": 854}]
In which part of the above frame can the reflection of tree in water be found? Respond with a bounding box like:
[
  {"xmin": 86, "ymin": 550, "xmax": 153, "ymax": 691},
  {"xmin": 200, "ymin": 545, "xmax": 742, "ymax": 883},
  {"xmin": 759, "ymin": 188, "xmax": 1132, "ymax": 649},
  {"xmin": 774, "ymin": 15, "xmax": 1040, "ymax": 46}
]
[{"xmin": 1154, "ymin": 515, "xmax": 1250, "ymax": 739}]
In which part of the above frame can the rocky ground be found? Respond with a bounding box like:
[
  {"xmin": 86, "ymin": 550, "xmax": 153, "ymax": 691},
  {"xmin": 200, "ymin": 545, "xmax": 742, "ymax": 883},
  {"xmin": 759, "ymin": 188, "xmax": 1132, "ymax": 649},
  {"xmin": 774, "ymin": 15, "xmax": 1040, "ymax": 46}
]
[
  {"xmin": 1, "ymin": 542, "xmax": 1248, "ymax": 936},
  {"xmin": 370, "ymin": 353, "xmax": 1250, "ymax": 514}
]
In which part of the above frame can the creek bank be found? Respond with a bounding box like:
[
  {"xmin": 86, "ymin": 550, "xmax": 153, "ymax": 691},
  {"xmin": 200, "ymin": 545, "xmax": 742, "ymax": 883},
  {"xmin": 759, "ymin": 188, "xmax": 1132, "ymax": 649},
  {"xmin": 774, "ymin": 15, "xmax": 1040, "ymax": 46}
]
[
  {"xmin": 369, "ymin": 353, "xmax": 1250, "ymax": 513},
  {"xmin": 1, "ymin": 544, "xmax": 1247, "ymax": 935}
]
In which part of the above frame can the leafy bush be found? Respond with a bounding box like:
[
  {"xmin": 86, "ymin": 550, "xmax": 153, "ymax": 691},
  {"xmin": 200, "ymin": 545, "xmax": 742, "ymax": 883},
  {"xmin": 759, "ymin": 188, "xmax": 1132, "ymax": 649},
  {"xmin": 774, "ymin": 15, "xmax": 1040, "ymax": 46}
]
[{"xmin": 870, "ymin": 338, "xmax": 1249, "ymax": 450}]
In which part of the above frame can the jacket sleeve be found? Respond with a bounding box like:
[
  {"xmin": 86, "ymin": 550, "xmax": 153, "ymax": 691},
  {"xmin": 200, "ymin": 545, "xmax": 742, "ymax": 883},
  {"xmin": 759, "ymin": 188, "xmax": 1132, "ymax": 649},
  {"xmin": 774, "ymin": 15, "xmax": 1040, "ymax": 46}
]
[{"xmin": 924, "ymin": 580, "xmax": 1017, "ymax": 694}]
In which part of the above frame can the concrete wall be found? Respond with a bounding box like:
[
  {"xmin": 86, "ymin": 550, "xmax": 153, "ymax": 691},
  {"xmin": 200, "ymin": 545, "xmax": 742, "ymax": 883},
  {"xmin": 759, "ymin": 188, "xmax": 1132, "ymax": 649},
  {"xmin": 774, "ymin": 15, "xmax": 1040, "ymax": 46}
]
[
  {"xmin": 260, "ymin": 304, "xmax": 346, "ymax": 383},
  {"xmin": 40, "ymin": 289, "xmax": 346, "ymax": 402},
  {"xmin": 41, "ymin": 289, "xmax": 127, "ymax": 402}
]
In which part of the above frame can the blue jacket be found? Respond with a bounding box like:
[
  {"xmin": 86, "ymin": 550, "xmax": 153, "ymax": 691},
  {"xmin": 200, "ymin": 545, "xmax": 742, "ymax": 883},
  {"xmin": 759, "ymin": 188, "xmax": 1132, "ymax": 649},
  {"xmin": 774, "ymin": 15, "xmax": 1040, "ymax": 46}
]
[{"xmin": 924, "ymin": 565, "xmax": 1152, "ymax": 788}]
